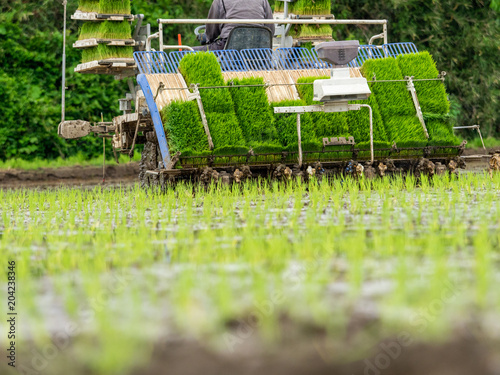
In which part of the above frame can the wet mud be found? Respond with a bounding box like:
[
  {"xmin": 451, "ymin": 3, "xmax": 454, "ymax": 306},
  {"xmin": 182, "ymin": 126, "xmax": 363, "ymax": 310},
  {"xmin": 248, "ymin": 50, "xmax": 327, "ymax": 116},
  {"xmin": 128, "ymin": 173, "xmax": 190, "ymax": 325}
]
[{"xmin": 0, "ymin": 146, "xmax": 495, "ymax": 189}]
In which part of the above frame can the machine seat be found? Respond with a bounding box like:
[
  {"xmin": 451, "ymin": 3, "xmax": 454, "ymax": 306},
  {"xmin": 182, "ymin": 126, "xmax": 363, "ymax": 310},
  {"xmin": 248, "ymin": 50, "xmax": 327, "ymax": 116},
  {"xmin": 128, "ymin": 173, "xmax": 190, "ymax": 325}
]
[{"xmin": 224, "ymin": 26, "xmax": 273, "ymax": 51}]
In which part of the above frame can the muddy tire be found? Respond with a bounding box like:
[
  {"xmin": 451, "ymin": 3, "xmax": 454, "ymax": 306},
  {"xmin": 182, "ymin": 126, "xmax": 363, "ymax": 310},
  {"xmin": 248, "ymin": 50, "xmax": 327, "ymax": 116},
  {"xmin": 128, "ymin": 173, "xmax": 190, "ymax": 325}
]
[{"xmin": 139, "ymin": 134, "xmax": 162, "ymax": 189}]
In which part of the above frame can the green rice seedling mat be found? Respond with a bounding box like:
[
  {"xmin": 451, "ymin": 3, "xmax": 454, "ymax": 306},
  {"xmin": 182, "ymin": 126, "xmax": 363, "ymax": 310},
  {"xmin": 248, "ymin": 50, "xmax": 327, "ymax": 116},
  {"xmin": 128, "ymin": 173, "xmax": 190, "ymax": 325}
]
[
  {"xmin": 76, "ymin": 17, "xmax": 133, "ymax": 63},
  {"xmin": 205, "ymin": 113, "xmax": 247, "ymax": 150},
  {"xmin": 178, "ymin": 53, "xmax": 246, "ymax": 150},
  {"xmin": 271, "ymin": 100, "xmax": 317, "ymax": 148},
  {"xmin": 161, "ymin": 51, "xmax": 463, "ymax": 166},
  {"xmin": 396, "ymin": 52, "xmax": 461, "ymax": 148},
  {"xmin": 397, "ymin": 52, "xmax": 449, "ymax": 115},
  {"xmin": 77, "ymin": 21, "xmax": 101, "ymax": 40},
  {"xmin": 289, "ymin": 25, "xmax": 333, "ymax": 40},
  {"xmin": 98, "ymin": 0, "xmax": 131, "ymax": 15},
  {"xmin": 161, "ymin": 101, "xmax": 210, "ymax": 155},
  {"xmin": 275, "ymin": 0, "xmax": 332, "ymax": 39},
  {"xmin": 295, "ymin": 75, "xmax": 390, "ymax": 146},
  {"xmin": 98, "ymin": 20, "xmax": 132, "ymax": 39},
  {"xmin": 81, "ymin": 45, "xmax": 134, "ymax": 63},
  {"xmin": 179, "ymin": 53, "xmax": 235, "ymax": 113}
]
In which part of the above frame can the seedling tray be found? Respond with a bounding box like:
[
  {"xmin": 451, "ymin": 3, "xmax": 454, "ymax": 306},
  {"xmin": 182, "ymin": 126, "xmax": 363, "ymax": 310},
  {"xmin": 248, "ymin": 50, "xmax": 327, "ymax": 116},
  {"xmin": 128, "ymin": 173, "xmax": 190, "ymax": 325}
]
[
  {"xmin": 72, "ymin": 11, "xmax": 134, "ymax": 22},
  {"xmin": 73, "ymin": 39, "xmax": 136, "ymax": 49}
]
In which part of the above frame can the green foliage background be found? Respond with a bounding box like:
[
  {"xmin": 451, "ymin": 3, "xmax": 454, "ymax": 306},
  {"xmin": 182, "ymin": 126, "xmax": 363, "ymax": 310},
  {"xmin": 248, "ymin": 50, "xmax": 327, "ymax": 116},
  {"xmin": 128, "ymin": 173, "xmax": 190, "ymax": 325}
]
[
  {"xmin": 0, "ymin": 0, "xmax": 212, "ymax": 161},
  {"xmin": 0, "ymin": 0, "xmax": 497, "ymax": 161}
]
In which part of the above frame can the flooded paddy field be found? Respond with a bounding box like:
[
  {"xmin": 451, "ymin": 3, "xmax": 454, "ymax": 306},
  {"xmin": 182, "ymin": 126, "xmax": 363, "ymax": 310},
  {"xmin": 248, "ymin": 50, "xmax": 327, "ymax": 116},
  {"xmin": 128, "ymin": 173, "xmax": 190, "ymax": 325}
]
[{"xmin": 1, "ymin": 172, "xmax": 500, "ymax": 375}]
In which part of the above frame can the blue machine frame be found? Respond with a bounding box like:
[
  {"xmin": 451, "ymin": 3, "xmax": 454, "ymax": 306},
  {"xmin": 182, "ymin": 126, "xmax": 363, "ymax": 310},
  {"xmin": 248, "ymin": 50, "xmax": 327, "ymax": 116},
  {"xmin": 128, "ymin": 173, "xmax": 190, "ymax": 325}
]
[{"xmin": 136, "ymin": 74, "xmax": 172, "ymax": 167}]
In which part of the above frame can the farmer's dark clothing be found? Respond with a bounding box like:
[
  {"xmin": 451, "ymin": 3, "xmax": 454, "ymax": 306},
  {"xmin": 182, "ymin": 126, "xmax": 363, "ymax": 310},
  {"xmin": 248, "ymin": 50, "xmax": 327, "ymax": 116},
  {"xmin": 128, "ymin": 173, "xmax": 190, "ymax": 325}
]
[
  {"xmin": 192, "ymin": 38, "xmax": 226, "ymax": 51},
  {"xmin": 194, "ymin": 0, "xmax": 275, "ymax": 51}
]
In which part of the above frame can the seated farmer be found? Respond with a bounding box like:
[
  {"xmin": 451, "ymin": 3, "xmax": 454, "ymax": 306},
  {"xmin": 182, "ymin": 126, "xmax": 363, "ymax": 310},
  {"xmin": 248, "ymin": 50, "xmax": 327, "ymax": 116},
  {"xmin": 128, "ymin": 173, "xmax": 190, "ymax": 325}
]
[{"xmin": 193, "ymin": 0, "xmax": 275, "ymax": 51}]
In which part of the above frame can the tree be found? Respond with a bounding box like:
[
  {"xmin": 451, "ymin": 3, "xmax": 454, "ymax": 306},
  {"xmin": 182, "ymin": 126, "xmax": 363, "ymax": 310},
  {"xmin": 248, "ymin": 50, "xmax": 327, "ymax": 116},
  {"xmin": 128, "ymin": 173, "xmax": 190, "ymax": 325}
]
[{"xmin": 330, "ymin": 0, "xmax": 499, "ymax": 136}]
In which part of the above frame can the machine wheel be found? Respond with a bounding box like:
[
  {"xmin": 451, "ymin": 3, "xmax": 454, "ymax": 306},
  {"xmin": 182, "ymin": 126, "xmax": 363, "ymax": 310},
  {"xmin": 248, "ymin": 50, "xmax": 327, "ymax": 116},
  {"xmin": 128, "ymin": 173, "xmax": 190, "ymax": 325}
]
[{"xmin": 139, "ymin": 133, "xmax": 162, "ymax": 189}]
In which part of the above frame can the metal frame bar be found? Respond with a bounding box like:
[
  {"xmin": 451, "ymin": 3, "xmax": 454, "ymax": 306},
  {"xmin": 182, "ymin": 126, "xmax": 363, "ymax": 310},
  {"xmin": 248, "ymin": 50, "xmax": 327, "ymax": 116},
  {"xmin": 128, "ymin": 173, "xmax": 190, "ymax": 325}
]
[
  {"xmin": 297, "ymin": 114, "xmax": 302, "ymax": 166},
  {"xmin": 159, "ymin": 23, "xmax": 164, "ymax": 53},
  {"xmin": 188, "ymin": 85, "xmax": 214, "ymax": 150},
  {"xmin": 157, "ymin": 18, "xmax": 388, "ymax": 51},
  {"xmin": 147, "ymin": 77, "xmax": 444, "ymax": 94},
  {"xmin": 61, "ymin": 1, "xmax": 67, "ymax": 124},
  {"xmin": 280, "ymin": 1, "xmax": 291, "ymax": 48},
  {"xmin": 162, "ymin": 45, "xmax": 194, "ymax": 52}
]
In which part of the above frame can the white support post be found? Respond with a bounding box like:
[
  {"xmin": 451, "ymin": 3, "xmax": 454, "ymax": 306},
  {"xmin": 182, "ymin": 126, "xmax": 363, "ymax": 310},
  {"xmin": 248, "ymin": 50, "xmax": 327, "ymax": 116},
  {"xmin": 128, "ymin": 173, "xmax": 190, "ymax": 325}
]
[
  {"xmin": 453, "ymin": 125, "xmax": 486, "ymax": 151},
  {"xmin": 297, "ymin": 114, "xmax": 302, "ymax": 167},
  {"xmin": 369, "ymin": 33, "xmax": 385, "ymax": 45},
  {"xmin": 358, "ymin": 104, "xmax": 374, "ymax": 163},
  {"xmin": 476, "ymin": 125, "xmax": 486, "ymax": 151},
  {"xmin": 159, "ymin": 23, "xmax": 164, "ymax": 52},
  {"xmin": 61, "ymin": 0, "xmax": 67, "ymax": 124},
  {"xmin": 406, "ymin": 76, "xmax": 429, "ymax": 139}
]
